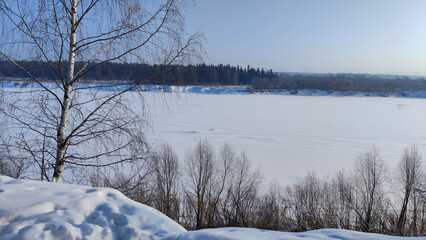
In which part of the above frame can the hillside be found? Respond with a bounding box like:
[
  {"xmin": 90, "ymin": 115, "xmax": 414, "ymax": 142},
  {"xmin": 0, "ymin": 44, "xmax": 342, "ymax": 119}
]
[{"xmin": 0, "ymin": 175, "xmax": 424, "ymax": 240}]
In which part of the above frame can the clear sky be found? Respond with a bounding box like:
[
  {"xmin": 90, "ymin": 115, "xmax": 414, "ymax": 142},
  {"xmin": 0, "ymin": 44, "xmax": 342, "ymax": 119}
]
[{"xmin": 185, "ymin": 0, "xmax": 426, "ymax": 75}]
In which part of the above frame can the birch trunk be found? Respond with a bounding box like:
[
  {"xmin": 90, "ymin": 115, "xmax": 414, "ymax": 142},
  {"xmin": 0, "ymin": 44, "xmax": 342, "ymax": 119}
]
[{"xmin": 53, "ymin": 0, "xmax": 77, "ymax": 183}]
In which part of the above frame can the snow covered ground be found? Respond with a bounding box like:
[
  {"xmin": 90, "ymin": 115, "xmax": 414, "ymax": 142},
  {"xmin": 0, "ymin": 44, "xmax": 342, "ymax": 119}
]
[
  {"xmin": 3, "ymin": 83, "xmax": 426, "ymax": 184},
  {"xmin": 146, "ymin": 92, "xmax": 426, "ymax": 185},
  {"xmin": 0, "ymin": 176, "xmax": 185, "ymax": 240},
  {"xmin": 1, "ymin": 175, "xmax": 425, "ymax": 240}
]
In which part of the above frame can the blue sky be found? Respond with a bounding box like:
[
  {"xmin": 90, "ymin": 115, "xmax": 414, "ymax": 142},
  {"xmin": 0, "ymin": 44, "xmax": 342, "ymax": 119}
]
[{"xmin": 185, "ymin": 0, "xmax": 426, "ymax": 75}]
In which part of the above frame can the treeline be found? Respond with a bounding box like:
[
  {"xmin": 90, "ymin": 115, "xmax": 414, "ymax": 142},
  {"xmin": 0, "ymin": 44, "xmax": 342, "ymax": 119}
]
[
  {"xmin": 0, "ymin": 60, "xmax": 275, "ymax": 86},
  {"xmin": 88, "ymin": 143, "xmax": 426, "ymax": 235},
  {"xmin": 251, "ymin": 73, "xmax": 426, "ymax": 92},
  {"xmin": 2, "ymin": 139, "xmax": 426, "ymax": 236}
]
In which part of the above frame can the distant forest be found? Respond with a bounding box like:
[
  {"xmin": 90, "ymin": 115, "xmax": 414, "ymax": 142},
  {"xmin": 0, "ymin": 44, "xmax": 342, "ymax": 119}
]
[
  {"xmin": 2, "ymin": 60, "xmax": 426, "ymax": 92},
  {"xmin": 251, "ymin": 73, "xmax": 426, "ymax": 92},
  {"xmin": 0, "ymin": 60, "xmax": 275, "ymax": 86}
]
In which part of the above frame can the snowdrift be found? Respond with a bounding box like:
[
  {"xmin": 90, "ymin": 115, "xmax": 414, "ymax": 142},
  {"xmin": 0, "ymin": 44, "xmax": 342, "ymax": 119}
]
[
  {"xmin": 0, "ymin": 176, "xmax": 185, "ymax": 240},
  {"xmin": 0, "ymin": 175, "xmax": 425, "ymax": 240}
]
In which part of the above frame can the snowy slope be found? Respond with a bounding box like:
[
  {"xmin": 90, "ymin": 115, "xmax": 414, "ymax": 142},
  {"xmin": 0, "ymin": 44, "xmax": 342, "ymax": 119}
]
[
  {"xmin": 1, "ymin": 176, "xmax": 426, "ymax": 240},
  {"xmin": 0, "ymin": 176, "xmax": 185, "ymax": 240},
  {"xmin": 168, "ymin": 228, "xmax": 425, "ymax": 240}
]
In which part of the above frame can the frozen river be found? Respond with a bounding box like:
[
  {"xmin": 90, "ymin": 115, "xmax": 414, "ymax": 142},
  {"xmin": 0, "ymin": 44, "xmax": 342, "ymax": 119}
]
[
  {"xmin": 4, "ymin": 84, "xmax": 426, "ymax": 185},
  {"xmin": 146, "ymin": 93, "xmax": 426, "ymax": 184}
]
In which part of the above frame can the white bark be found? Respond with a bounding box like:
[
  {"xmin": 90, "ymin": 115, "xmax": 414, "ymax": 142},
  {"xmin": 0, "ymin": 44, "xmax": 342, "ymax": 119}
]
[
  {"xmin": 0, "ymin": 0, "xmax": 201, "ymax": 183},
  {"xmin": 53, "ymin": 0, "xmax": 77, "ymax": 183}
]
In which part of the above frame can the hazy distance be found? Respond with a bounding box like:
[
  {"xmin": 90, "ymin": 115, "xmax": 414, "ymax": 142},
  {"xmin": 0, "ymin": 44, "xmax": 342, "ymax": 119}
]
[{"xmin": 185, "ymin": 0, "xmax": 426, "ymax": 76}]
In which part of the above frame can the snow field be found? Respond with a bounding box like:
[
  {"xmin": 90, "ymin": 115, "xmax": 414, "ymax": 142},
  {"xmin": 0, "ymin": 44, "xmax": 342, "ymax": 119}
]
[
  {"xmin": 145, "ymin": 92, "xmax": 426, "ymax": 185},
  {"xmin": 3, "ymin": 84, "xmax": 426, "ymax": 185}
]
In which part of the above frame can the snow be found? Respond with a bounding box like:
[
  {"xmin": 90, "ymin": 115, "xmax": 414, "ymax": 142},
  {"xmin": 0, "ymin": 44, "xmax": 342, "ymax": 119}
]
[
  {"xmin": 146, "ymin": 93, "xmax": 426, "ymax": 185},
  {"xmin": 1, "ymin": 175, "xmax": 425, "ymax": 240},
  {"xmin": 169, "ymin": 228, "xmax": 423, "ymax": 240},
  {"xmin": 0, "ymin": 176, "xmax": 185, "ymax": 240},
  {"xmin": 3, "ymin": 83, "xmax": 426, "ymax": 185}
]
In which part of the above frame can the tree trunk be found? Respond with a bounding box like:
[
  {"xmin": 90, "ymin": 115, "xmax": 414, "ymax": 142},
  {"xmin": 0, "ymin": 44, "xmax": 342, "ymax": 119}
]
[
  {"xmin": 397, "ymin": 189, "xmax": 410, "ymax": 235},
  {"xmin": 53, "ymin": 0, "xmax": 77, "ymax": 183}
]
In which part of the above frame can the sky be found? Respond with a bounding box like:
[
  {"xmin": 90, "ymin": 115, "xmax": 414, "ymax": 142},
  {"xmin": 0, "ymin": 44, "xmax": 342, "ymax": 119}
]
[{"xmin": 185, "ymin": 0, "xmax": 426, "ymax": 76}]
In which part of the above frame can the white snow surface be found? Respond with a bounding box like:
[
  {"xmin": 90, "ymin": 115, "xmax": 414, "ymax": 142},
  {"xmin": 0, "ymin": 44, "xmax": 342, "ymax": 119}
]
[
  {"xmin": 4, "ymin": 84, "xmax": 426, "ymax": 185},
  {"xmin": 164, "ymin": 228, "xmax": 425, "ymax": 240},
  {"xmin": 1, "ymin": 175, "xmax": 426, "ymax": 240},
  {"xmin": 146, "ymin": 92, "xmax": 426, "ymax": 185},
  {"xmin": 0, "ymin": 175, "xmax": 185, "ymax": 240}
]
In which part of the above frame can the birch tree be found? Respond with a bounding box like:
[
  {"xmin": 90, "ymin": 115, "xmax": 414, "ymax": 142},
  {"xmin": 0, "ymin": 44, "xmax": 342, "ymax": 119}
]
[{"xmin": 0, "ymin": 0, "xmax": 201, "ymax": 182}]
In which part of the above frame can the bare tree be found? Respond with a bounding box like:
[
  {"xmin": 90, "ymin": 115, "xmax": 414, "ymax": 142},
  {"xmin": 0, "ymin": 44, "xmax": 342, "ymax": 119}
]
[
  {"xmin": 284, "ymin": 171, "xmax": 325, "ymax": 231},
  {"xmin": 354, "ymin": 146, "xmax": 388, "ymax": 233},
  {"xmin": 321, "ymin": 177, "xmax": 339, "ymax": 228},
  {"xmin": 395, "ymin": 146, "xmax": 423, "ymax": 235},
  {"xmin": 332, "ymin": 171, "xmax": 355, "ymax": 230},
  {"xmin": 205, "ymin": 143, "xmax": 236, "ymax": 227},
  {"xmin": 0, "ymin": 119, "xmax": 32, "ymax": 178},
  {"xmin": 88, "ymin": 153, "xmax": 154, "ymax": 204},
  {"xmin": 150, "ymin": 143, "xmax": 181, "ymax": 221},
  {"xmin": 183, "ymin": 139, "xmax": 216, "ymax": 229},
  {"xmin": 409, "ymin": 191, "xmax": 426, "ymax": 236},
  {"xmin": 224, "ymin": 152, "xmax": 262, "ymax": 227},
  {"xmin": 256, "ymin": 180, "xmax": 285, "ymax": 230},
  {"xmin": 182, "ymin": 142, "xmax": 263, "ymax": 229},
  {"xmin": 0, "ymin": 0, "xmax": 201, "ymax": 182}
]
